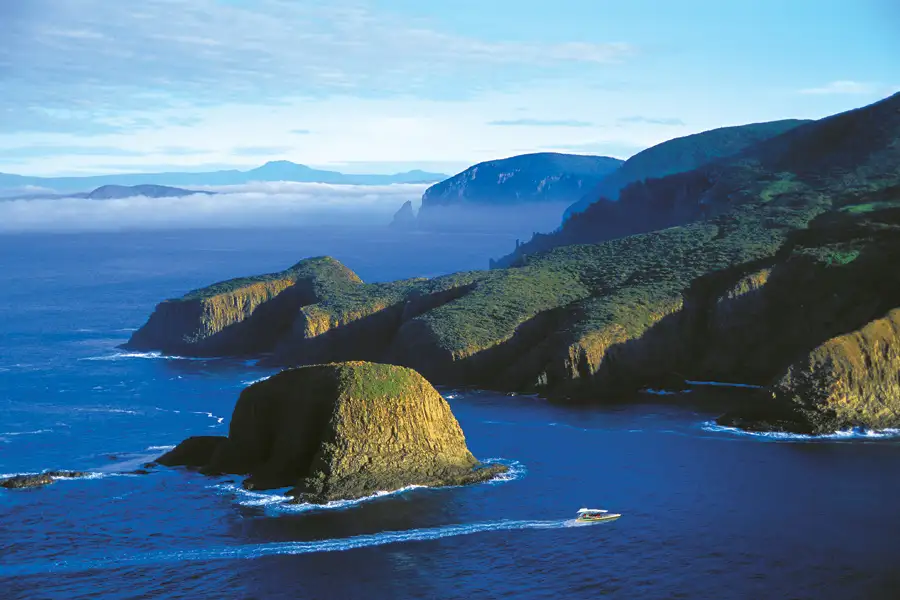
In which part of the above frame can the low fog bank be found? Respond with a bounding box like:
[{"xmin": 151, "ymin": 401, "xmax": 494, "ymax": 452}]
[
  {"xmin": 413, "ymin": 202, "xmax": 570, "ymax": 241},
  {"xmin": 0, "ymin": 182, "xmax": 428, "ymax": 233}
]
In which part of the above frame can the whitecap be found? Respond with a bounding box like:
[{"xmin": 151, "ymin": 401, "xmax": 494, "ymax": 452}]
[
  {"xmin": 192, "ymin": 411, "xmax": 225, "ymax": 426},
  {"xmin": 0, "ymin": 429, "xmax": 53, "ymax": 436},
  {"xmin": 701, "ymin": 420, "xmax": 900, "ymax": 441},
  {"xmin": 241, "ymin": 375, "xmax": 272, "ymax": 386},
  {"xmin": 71, "ymin": 407, "xmax": 140, "ymax": 415},
  {"xmin": 145, "ymin": 445, "xmax": 176, "ymax": 452},
  {"xmin": 80, "ymin": 352, "xmax": 209, "ymax": 362}
]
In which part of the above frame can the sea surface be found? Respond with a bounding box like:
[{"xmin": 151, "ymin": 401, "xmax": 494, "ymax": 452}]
[{"xmin": 1, "ymin": 227, "xmax": 899, "ymax": 600}]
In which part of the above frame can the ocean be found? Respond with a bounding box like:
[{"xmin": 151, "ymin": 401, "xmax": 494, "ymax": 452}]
[{"xmin": 1, "ymin": 227, "xmax": 899, "ymax": 599}]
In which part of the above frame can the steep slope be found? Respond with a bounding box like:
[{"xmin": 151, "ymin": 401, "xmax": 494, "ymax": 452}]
[
  {"xmin": 131, "ymin": 93, "xmax": 900, "ymax": 433},
  {"xmin": 157, "ymin": 362, "xmax": 506, "ymax": 502},
  {"xmin": 494, "ymin": 95, "xmax": 898, "ymax": 268},
  {"xmin": 125, "ymin": 256, "xmax": 363, "ymax": 356},
  {"xmin": 562, "ymin": 119, "xmax": 808, "ymax": 220},
  {"xmin": 413, "ymin": 153, "xmax": 622, "ymax": 232}
]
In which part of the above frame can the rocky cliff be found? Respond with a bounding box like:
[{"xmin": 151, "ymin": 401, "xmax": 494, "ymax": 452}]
[
  {"xmin": 769, "ymin": 309, "xmax": 900, "ymax": 433},
  {"xmin": 412, "ymin": 152, "xmax": 622, "ymax": 233},
  {"xmin": 125, "ymin": 256, "xmax": 362, "ymax": 356},
  {"xmin": 132, "ymin": 93, "xmax": 900, "ymax": 434},
  {"xmin": 389, "ymin": 200, "xmax": 416, "ymax": 229},
  {"xmin": 157, "ymin": 362, "xmax": 505, "ymax": 502}
]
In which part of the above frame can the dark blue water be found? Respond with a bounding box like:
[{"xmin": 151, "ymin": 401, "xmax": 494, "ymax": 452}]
[{"xmin": 2, "ymin": 228, "xmax": 899, "ymax": 600}]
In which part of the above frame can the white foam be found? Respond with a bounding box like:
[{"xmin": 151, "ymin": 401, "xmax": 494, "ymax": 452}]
[
  {"xmin": 0, "ymin": 516, "xmax": 576, "ymax": 575},
  {"xmin": 81, "ymin": 352, "xmax": 209, "ymax": 362},
  {"xmin": 0, "ymin": 471, "xmax": 106, "ymax": 482},
  {"xmin": 211, "ymin": 458, "xmax": 522, "ymax": 512},
  {"xmin": 146, "ymin": 445, "xmax": 176, "ymax": 452},
  {"xmin": 479, "ymin": 458, "xmax": 526, "ymax": 484},
  {"xmin": 71, "ymin": 407, "xmax": 140, "ymax": 415},
  {"xmin": 0, "ymin": 429, "xmax": 53, "ymax": 436},
  {"xmin": 701, "ymin": 420, "xmax": 900, "ymax": 441},
  {"xmin": 241, "ymin": 375, "xmax": 272, "ymax": 386},
  {"xmin": 192, "ymin": 411, "xmax": 225, "ymax": 426}
]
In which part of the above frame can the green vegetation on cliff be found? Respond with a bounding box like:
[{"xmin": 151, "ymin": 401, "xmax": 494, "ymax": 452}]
[
  {"xmin": 157, "ymin": 361, "xmax": 506, "ymax": 502},
  {"xmin": 134, "ymin": 92, "xmax": 900, "ymax": 433},
  {"xmin": 562, "ymin": 119, "xmax": 809, "ymax": 219}
]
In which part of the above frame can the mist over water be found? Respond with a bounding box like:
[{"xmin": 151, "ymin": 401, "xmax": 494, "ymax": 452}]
[
  {"xmin": 0, "ymin": 182, "xmax": 429, "ymax": 232},
  {"xmin": 415, "ymin": 202, "xmax": 570, "ymax": 239}
]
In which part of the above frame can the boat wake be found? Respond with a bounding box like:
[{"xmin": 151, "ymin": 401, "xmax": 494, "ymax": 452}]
[
  {"xmin": 702, "ymin": 421, "xmax": 900, "ymax": 441},
  {"xmin": 0, "ymin": 518, "xmax": 579, "ymax": 576}
]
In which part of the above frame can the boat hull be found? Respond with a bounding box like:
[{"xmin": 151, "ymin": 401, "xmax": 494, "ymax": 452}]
[{"xmin": 575, "ymin": 514, "xmax": 621, "ymax": 524}]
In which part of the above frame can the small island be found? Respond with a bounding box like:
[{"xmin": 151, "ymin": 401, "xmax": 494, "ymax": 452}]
[{"xmin": 156, "ymin": 361, "xmax": 507, "ymax": 503}]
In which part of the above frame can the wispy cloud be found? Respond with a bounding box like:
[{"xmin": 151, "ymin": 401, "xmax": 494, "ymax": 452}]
[
  {"xmin": 0, "ymin": 182, "xmax": 429, "ymax": 232},
  {"xmin": 487, "ymin": 119, "xmax": 594, "ymax": 127},
  {"xmin": 156, "ymin": 146, "xmax": 210, "ymax": 156},
  {"xmin": 290, "ymin": 129, "xmax": 312, "ymax": 135},
  {"xmin": 617, "ymin": 116, "xmax": 685, "ymax": 126},
  {"xmin": 1, "ymin": 0, "xmax": 635, "ymax": 134},
  {"xmin": 799, "ymin": 80, "xmax": 879, "ymax": 95},
  {"xmin": 0, "ymin": 145, "xmax": 144, "ymax": 159},
  {"xmin": 231, "ymin": 146, "xmax": 294, "ymax": 157}
]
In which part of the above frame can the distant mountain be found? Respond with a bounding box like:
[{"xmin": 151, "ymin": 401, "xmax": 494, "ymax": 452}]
[
  {"xmin": 562, "ymin": 119, "xmax": 810, "ymax": 220},
  {"xmin": 0, "ymin": 161, "xmax": 447, "ymax": 193},
  {"xmin": 84, "ymin": 184, "xmax": 213, "ymax": 199},
  {"xmin": 398, "ymin": 153, "xmax": 622, "ymax": 232},
  {"xmin": 0, "ymin": 184, "xmax": 212, "ymax": 201}
]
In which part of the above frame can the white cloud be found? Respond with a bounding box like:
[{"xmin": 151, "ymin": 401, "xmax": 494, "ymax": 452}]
[
  {"xmin": 0, "ymin": 182, "xmax": 428, "ymax": 232},
  {"xmin": 799, "ymin": 80, "xmax": 880, "ymax": 95},
  {"xmin": 1, "ymin": 0, "xmax": 633, "ymax": 117}
]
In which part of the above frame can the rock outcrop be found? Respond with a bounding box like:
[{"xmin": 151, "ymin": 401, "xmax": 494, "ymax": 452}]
[
  {"xmin": 1, "ymin": 471, "xmax": 89, "ymax": 489},
  {"xmin": 389, "ymin": 200, "xmax": 416, "ymax": 229},
  {"xmin": 157, "ymin": 362, "xmax": 506, "ymax": 503},
  {"xmin": 125, "ymin": 256, "xmax": 362, "ymax": 356},
  {"xmin": 770, "ymin": 309, "xmax": 900, "ymax": 433}
]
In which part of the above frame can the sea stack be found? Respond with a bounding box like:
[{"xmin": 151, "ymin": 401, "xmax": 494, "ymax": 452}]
[
  {"xmin": 389, "ymin": 200, "xmax": 417, "ymax": 229},
  {"xmin": 157, "ymin": 361, "xmax": 506, "ymax": 503}
]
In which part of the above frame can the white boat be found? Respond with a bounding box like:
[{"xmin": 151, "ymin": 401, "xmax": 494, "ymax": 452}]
[{"xmin": 575, "ymin": 507, "xmax": 621, "ymax": 523}]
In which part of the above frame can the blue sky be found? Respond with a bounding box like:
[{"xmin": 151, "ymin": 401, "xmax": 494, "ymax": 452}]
[{"xmin": 1, "ymin": 0, "xmax": 898, "ymax": 176}]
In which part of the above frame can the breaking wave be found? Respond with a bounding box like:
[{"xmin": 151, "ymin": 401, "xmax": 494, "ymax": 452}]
[
  {"xmin": 211, "ymin": 458, "xmax": 525, "ymax": 513},
  {"xmin": 81, "ymin": 352, "xmax": 209, "ymax": 362},
  {"xmin": 701, "ymin": 421, "xmax": 900, "ymax": 441}
]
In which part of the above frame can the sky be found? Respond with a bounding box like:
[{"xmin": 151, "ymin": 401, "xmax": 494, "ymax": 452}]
[{"xmin": 1, "ymin": 0, "xmax": 899, "ymax": 177}]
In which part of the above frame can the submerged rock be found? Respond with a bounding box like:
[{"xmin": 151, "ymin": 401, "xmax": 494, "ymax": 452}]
[
  {"xmin": 158, "ymin": 362, "xmax": 506, "ymax": 503},
  {"xmin": 1, "ymin": 470, "xmax": 88, "ymax": 489}
]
